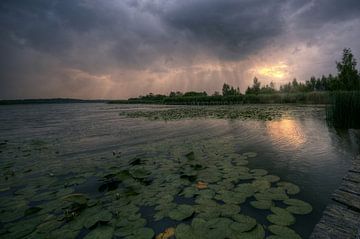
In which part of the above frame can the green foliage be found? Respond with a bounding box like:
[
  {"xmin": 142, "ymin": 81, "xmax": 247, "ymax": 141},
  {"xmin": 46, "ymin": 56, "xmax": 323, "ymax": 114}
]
[
  {"xmin": 246, "ymin": 77, "xmax": 261, "ymax": 95},
  {"xmin": 337, "ymin": 48, "xmax": 360, "ymax": 90},
  {"xmin": 223, "ymin": 83, "xmax": 241, "ymax": 96}
]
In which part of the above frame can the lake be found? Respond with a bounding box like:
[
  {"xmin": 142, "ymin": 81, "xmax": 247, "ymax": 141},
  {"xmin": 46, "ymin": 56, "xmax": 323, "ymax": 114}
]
[{"xmin": 0, "ymin": 103, "xmax": 359, "ymax": 239}]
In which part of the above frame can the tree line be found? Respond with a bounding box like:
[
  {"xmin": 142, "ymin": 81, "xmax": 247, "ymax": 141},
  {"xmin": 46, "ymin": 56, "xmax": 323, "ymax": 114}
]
[
  {"xmin": 246, "ymin": 48, "xmax": 359, "ymax": 94},
  {"xmin": 109, "ymin": 48, "xmax": 359, "ymax": 105}
]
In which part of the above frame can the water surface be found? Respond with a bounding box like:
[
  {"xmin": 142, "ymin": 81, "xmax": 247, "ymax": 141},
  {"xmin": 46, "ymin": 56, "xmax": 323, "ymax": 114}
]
[{"xmin": 0, "ymin": 103, "xmax": 358, "ymax": 239}]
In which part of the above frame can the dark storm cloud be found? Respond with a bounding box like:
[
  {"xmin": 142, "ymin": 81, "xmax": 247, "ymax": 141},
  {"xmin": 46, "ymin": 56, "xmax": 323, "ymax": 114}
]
[
  {"xmin": 162, "ymin": 0, "xmax": 287, "ymax": 60},
  {"xmin": 292, "ymin": 0, "xmax": 360, "ymax": 28},
  {"xmin": 0, "ymin": 0, "xmax": 360, "ymax": 99}
]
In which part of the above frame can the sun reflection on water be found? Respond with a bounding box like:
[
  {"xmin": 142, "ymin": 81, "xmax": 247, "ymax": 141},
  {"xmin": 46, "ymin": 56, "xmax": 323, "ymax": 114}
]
[{"xmin": 266, "ymin": 119, "xmax": 306, "ymax": 149}]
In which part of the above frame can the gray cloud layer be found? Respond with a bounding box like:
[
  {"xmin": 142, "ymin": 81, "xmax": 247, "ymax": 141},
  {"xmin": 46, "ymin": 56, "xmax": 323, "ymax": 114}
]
[{"xmin": 1, "ymin": 0, "xmax": 360, "ymax": 99}]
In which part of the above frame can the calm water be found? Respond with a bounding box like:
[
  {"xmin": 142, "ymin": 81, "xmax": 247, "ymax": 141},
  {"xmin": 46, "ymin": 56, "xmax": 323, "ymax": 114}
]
[{"xmin": 0, "ymin": 103, "xmax": 359, "ymax": 239}]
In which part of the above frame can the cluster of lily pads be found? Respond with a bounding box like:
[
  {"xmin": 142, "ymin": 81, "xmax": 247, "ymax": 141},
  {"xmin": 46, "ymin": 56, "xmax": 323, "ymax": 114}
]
[
  {"xmin": 118, "ymin": 105, "xmax": 289, "ymax": 121},
  {"xmin": 118, "ymin": 105, "xmax": 324, "ymax": 121},
  {"xmin": 0, "ymin": 136, "xmax": 312, "ymax": 239}
]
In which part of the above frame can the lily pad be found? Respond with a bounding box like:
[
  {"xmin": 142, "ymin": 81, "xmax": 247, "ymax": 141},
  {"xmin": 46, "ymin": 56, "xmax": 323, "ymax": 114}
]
[
  {"xmin": 243, "ymin": 152, "xmax": 258, "ymax": 158},
  {"xmin": 283, "ymin": 199, "xmax": 312, "ymax": 215},
  {"xmin": 268, "ymin": 225, "xmax": 302, "ymax": 239},
  {"xmin": 84, "ymin": 210, "xmax": 113, "ymax": 228},
  {"xmin": 175, "ymin": 224, "xmax": 196, "ymax": 239},
  {"xmin": 252, "ymin": 179, "xmax": 271, "ymax": 192},
  {"xmin": 84, "ymin": 225, "xmax": 114, "ymax": 239},
  {"xmin": 62, "ymin": 193, "xmax": 88, "ymax": 205},
  {"xmin": 250, "ymin": 200, "xmax": 273, "ymax": 210},
  {"xmin": 238, "ymin": 224, "xmax": 265, "ymax": 239},
  {"xmin": 262, "ymin": 175, "xmax": 280, "ymax": 183},
  {"xmin": 250, "ymin": 169, "xmax": 268, "ymax": 176},
  {"xmin": 267, "ymin": 207, "xmax": 295, "ymax": 226},
  {"xmin": 169, "ymin": 204, "xmax": 194, "ymax": 221},
  {"xmin": 130, "ymin": 227, "xmax": 155, "ymax": 239},
  {"xmin": 231, "ymin": 214, "xmax": 257, "ymax": 232},
  {"xmin": 277, "ymin": 182, "xmax": 300, "ymax": 195}
]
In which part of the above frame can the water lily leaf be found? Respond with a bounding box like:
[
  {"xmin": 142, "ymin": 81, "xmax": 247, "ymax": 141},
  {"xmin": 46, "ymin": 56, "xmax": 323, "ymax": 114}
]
[
  {"xmin": 56, "ymin": 188, "xmax": 75, "ymax": 197},
  {"xmin": 231, "ymin": 214, "xmax": 257, "ymax": 232},
  {"xmin": 180, "ymin": 187, "xmax": 197, "ymax": 198},
  {"xmin": 250, "ymin": 169, "xmax": 268, "ymax": 176},
  {"xmin": 175, "ymin": 224, "xmax": 195, "ymax": 239},
  {"xmin": 220, "ymin": 204, "xmax": 240, "ymax": 217},
  {"xmin": 254, "ymin": 188, "xmax": 288, "ymax": 201},
  {"xmin": 36, "ymin": 218, "xmax": 63, "ymax": 233},
  {"xmin": 277, "ymin": 182, "xmax": 300, "ymax": 195},
  {"xmin": 130, "ymin": 168, "xmax": 150, "ymax": 179},
  {"xmin": 235, "ymin": 159, "xmax": 249, "ymax": 166},
  {"xmin": 215, "ymin": 190, "xmax": 247, "ymax": 205},
  {"xmin": 84, "ymin": 210, "xmax": 112, "ymax": 229},
  {"xmin": 196, "ymin": 181, "xmax": 208, "ymax": 189},
  {"xmin": 197, "ymin": 189, "xmax": 215, "ymax": 199},
  {"xmin": 252, "ymin": 179, "xmax": 271, "ymax": 192},
  {"xmin": 234, "ymin": 183, "xmax": 255, "ymax": 198},
  {"xmin": 268, "ymin": 225, "xmax": 302, "ymax": 239},
  {"xmin": 156, "ymin": 227, "xmax": 175, "ymax": 239},
  {"xmin": 238, "ymin": 224, "xmax": 265, "ymax": 239},
  {"xmin": 169, "ymin": 204, "xmax": 194, "ymax": 221},
  {"xmin": 243, "ymin": 152, "xmax": 258, "ymax": 158},
  {"xmin": 250, "ymin": 200, "xmax": 273, "ymax": 210},
  {"xmin": 62, "ymin": 193, "xmax": 88, "ymax": 205},
  {"xmin": 50, "ymin": 228, "xmax": 79, "ymax": 239},
  {"xmin": 283, "ymin": 199, "xmax": 312, "ymax": 215},
  {"xmin": 267, "ymin": 207, "xmax": 295, "ymax": 226},
  {"xmin": 238, "ymin": 173, "xmax": 254, "ymax": 180},
  {"xmin": 130, "ymin": 227, "xmax": 155, "ymax": 239},
  {"xmin": 262, "ymin": 175, "xmax": 280, "ymax": 183},
  {"xmin": 84, "ymin": 225, "xmax": 114, "ymax": 239}
]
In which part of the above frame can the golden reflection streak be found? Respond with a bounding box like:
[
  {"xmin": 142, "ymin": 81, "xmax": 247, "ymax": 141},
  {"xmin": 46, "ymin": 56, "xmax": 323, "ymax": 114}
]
[{"xmin": 266, "ymin": 119, "xmax": 306, "ymax": 149}]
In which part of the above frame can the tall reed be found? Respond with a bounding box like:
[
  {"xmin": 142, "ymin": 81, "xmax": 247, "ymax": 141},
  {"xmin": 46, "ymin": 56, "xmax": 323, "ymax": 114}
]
[{"xmin": 326, "ymin": 91, "xmax": 360, "ymax": 128}]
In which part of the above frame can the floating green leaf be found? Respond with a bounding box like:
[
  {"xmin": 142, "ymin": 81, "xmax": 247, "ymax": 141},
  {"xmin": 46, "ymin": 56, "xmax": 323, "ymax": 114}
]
[
  {"xmin": 243, "ymin": 152, "xmax": 258, "ymax": 158},
  {"xmin": 231, "ymin": 214, "xmax": 257, "ymax": 232},
  {"xmin": 284, "ymin": 199, "xmax": 312, "ymax": 215},
  {"xmin": 250, "ymin": 200, "xmax": 273, "ymax": 210},
  {"xmin": 267, "ymin": 207, "xmax": 295, "ymax": 226},
  {"xmin": 84, "ymin": 210, "xmax": 112, "ymax": 228},
  {"xmin": 84, "ymin": 225, "xmax": 114, "ymax": 239},
  {"xmin": 169, "ymin": 204, "xmax": 194, "ymax": 221},
  {"xmin": 267, "ymin": 225, "xmax": 302, "ymax": 239},
  {"xmin": 277, "ymin": 182, "xmax": 300, "ymax": 195}
]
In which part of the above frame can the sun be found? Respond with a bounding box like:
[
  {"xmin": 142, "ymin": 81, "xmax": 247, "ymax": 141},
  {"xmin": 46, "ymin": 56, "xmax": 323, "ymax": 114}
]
[{"xmin": 257, "ymin": 62, "xmax": 289, "ymax": 79}]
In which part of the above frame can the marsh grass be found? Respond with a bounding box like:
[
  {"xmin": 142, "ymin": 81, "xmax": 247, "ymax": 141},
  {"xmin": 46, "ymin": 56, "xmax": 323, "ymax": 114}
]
[{"xmin": 326, "ymin": 91, "xmax": 360, "ymax": 128}]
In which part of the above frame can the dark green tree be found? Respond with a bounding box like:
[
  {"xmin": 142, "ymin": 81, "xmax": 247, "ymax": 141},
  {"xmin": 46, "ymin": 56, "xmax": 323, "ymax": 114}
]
[
  {"xmin": 222, "ymin": 83, "xmax": 240, "ymax": 96},
  {"xmin": 337, "ymin": 48, "xmax": 360, "ymax": 90}
]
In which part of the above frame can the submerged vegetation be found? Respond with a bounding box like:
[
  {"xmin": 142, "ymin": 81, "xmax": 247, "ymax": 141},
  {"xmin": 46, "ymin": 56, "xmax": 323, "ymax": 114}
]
[{"xmin": 0, "ymin": 136, "xmax": 312, "ymax": 238}]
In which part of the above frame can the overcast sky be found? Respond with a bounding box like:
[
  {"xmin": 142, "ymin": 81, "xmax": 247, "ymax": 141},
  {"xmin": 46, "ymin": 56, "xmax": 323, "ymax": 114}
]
[{"xmin": 1, "ymin": 0, "xmax": 360, "ymax": 99}]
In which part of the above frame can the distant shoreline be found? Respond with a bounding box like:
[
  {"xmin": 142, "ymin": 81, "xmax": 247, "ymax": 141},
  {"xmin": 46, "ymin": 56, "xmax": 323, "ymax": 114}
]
[{"xmin": 0, "ymin": 98, "xmax": 108, "ymax": 105}]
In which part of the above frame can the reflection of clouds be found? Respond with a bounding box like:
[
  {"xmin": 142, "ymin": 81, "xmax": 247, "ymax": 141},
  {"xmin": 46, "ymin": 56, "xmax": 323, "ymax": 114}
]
[{"xmin": 266, "ymin": 119, "xmax": 306, "ymax": 149}]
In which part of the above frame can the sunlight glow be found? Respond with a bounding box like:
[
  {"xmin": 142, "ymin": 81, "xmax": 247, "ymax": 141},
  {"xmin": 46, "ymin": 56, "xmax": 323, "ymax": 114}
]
[{"xmin": 258, "ymin": 62, "xmax": 289, "ymax": 79}]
